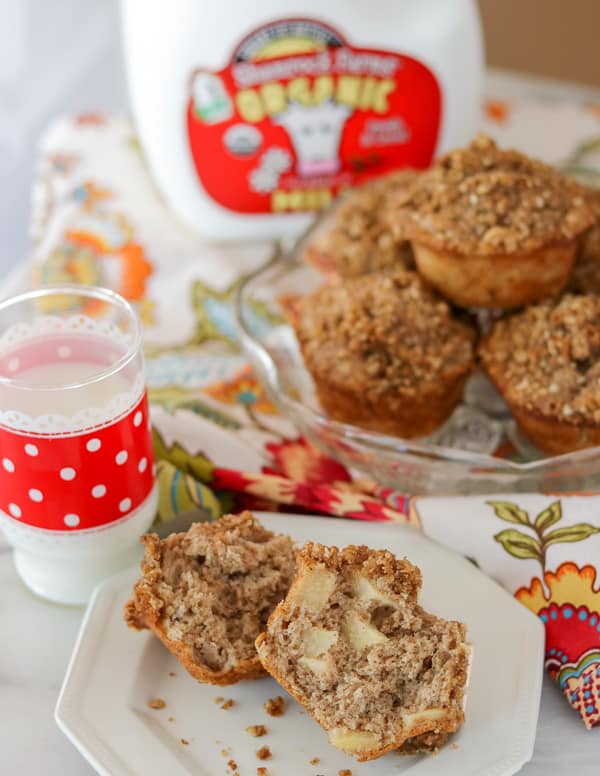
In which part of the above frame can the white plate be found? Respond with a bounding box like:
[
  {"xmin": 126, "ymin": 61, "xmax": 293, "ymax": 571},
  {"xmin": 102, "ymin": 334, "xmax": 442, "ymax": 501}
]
[{"xmin": 56, "ymin": 513, "xmax": 544, "ymax": 776}]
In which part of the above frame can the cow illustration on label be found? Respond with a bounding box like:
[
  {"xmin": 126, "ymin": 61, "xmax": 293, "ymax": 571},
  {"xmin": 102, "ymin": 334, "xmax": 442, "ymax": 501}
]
[
  {"xmin": 273, "ymin": 100, "xmax": 351, "ymax": 178},
  {"xmin": 186, "ymin": 18, "xmax": 441, "ymax": 214}
]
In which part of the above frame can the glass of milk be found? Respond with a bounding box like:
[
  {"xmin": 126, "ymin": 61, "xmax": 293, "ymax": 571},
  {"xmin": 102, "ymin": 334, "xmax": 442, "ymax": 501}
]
[{"xmin": 0, "ymin": 285, "xmax": 157, "ymax": 604}]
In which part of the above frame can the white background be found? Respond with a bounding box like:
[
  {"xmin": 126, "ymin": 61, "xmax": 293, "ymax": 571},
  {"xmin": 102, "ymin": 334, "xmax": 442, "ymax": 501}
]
[{"xmin": 0, "ymin": 0, "xmax": 127, "ymax": 280}]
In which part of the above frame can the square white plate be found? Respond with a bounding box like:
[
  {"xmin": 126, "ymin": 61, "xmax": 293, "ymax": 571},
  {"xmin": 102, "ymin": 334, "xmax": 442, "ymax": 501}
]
[{"xmin": 56, "ymin": 513, "xmax": 544, "ymax": 776}]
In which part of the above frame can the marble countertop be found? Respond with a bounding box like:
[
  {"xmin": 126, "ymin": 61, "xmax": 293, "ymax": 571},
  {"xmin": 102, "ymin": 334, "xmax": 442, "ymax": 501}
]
[{"xmin": 1, "ymin": 532, "xmax": 597, "ymax": 774}]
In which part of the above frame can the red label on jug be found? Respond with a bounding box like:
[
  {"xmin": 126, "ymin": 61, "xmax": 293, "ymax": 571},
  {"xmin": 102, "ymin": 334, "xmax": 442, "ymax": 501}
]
[{"xmin": 186, "ymin": 18, "xmax": 441, "ymax": 214}]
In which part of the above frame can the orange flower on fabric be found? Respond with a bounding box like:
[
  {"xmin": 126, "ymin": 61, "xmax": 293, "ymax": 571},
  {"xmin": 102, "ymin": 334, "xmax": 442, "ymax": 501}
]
[{"xmin": 205, "ymin": 365, "xmax": 277, "ymax": 414}]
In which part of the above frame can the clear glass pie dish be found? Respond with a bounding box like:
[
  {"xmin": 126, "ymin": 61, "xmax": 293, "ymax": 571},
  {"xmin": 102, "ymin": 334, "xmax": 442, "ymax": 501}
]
[{"xmin": 234, "ymin": 229, "xmax": 600, "ymax": 495}]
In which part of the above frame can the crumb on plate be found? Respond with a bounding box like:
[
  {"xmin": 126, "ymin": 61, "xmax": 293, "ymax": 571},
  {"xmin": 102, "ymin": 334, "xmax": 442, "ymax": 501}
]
[
  {"xmin": 246, "ymin": 724, "xmax": 267, "ymax": 737},
  {"xmin": 256, "ymin": 745, "xmax": 272, "ymax": 760},
  {"xmin": 214, "ymin": 696, "xmax": 224, "ymax": 704},
  {"xmin": 147, "ymin": 698, "xmax": 166, "ymax": 710},
  {"xmin": 180, "ymin": 738, "xmax": 189, "ymax": 746},
  {"xmin": 264, "ymin": 696, "xmax": 285, "ymax": 717},
  {"xmin": 221, "ymin": 698, "xmax": 235, "ymax": 710}
]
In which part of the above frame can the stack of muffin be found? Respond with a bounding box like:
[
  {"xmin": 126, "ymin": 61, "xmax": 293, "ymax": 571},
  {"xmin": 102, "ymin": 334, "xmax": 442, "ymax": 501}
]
[{"xmin": 297, "ymin": 134, "xmax": 600, "ymax": 456}]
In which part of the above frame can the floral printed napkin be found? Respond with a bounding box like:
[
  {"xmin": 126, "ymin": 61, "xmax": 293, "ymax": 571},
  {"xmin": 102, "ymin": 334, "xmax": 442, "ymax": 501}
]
[{"xmin": 18, "ymin": 95, "xmax": 600, "ymax": 729}]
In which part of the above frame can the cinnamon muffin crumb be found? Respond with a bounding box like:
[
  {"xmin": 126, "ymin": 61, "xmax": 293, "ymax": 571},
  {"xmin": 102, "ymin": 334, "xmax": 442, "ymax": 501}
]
[
  {"xmin": 256, "ymin": 745, "xmax": 272, "ymax": 760},
  {"xmin": 246, "ymin": 725, "xmax": 267, "ymax": 737},
  {"xmin": 264, "ymin": 696, "xmax": 286, "ymax": 717},
  {"xmin": 147, "ymin": 698, "xmax": 166, "ymax": 710},
  {"xmin": 221, "ymin": 699, "xmax": 235, "ymax": 710}
]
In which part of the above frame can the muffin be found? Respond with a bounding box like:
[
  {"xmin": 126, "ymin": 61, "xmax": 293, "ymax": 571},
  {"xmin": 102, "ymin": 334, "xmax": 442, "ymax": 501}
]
[
  {"xmin": 304, "ymin": 170, "xmax": 416, "ymax": 279},
  {"xmin": 391, "ymin": 134, "xmax": 595, "ymax": 308},
  {"xmin": 256, "ymin": 542, "xmax": 470, "ymax": 762},
  {"xmin": 291, "ymin": 269, "xmax": 476, "ymax": 438},
  {"xmin": 479, "ymin": 294, "xmax": 600, "ymax": 455},
  {"xmin": 124, "ymin": 512, "xmax": 296, "ymax": 685},
  {"xmin": 569, "ymin": 185, "xmax": 600, "ymax": 294}
]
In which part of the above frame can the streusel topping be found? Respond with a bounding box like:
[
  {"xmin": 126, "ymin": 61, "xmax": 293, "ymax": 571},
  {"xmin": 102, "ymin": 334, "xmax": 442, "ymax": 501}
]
[
  {"xmin": 479, "ymin": 294, "xmax": 600, "ymax": 423},
  {"xmin": 294, "ymin": 270, "xmax": 475, "ymax": 395},
  {"xmin": 306, "ymin": 170, "xmax": 416, "ymax": 276},
  {"xmin": 570, "ymin": 185, "xmax": 600, "ymax": 293},
  {"xmin": 391, "ymin": 135, "xmax": 595, "ymax": 255}
]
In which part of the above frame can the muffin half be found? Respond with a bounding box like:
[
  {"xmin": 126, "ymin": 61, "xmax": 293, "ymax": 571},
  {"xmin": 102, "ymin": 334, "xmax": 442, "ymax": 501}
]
[
  {"xmin": 291, "ymin": 269, "xmax": 476, "ymax": 438},
  {"xmin": 304, "ymin": 170, "xmax": 416, "ymax": 279},
  {"xmin": 124, "ymin": 512, "xmax": 296, "ymax": 685},
  {"xmin": 479, "ymin": 294, "xmax": 600, "ymax": 454},
  {"xmin": 256, "ymin": 542, "xmax": 470, "ymax": 761},
  {"xmin": 391, "ymin": 135, "xmax": 595, "ymax": 308}
]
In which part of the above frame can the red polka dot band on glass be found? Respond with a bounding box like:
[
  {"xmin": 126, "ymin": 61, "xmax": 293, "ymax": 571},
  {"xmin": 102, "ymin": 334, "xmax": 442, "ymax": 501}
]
[{"xmin": 0, "ymin": 286, "xmax": 158, "ymax": 605}]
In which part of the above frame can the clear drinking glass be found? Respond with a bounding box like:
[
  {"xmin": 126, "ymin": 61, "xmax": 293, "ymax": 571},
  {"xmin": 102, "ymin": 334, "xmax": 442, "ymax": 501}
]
[{"xmin": 0, "ymin": 285, "xmax": 157, "ymax": 604}]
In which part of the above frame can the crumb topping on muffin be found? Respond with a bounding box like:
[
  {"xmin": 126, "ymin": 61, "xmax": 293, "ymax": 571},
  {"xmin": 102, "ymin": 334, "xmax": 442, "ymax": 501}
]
[
  {"xmin": 294, "ymin": 270, "xmax": 475, "ymax": 397},
  {"xmin": 570, "ymin": 186, "xmax": 600, "ymax": 294},
  {"xmin": 306, "ymin": 170, "xmax": 416, "ymax": 276},
  {"xmin": 391, "ymin": 135, "xmax": 595, "ymax": 255},
  {"xmin": 479, "ymin": 294, "xmax": 600, "ymax": 423}
]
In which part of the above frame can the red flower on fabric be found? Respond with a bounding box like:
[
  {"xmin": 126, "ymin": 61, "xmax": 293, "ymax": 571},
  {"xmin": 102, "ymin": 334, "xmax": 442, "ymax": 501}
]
[{"xmin": 264, "ymin": 438, "xmax": 351, "ymax": 485}]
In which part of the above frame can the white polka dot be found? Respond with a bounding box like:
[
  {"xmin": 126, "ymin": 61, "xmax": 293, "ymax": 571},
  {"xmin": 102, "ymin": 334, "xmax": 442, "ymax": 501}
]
[
  {"xmin": 8, "ymin": 503, "xmax": 21, "ymax": 518},
  {"xmin": 133, "ymin": 411, "xmax": 143, "ymax": 427},
  {"xmin": 92, "ymin": 484, "xmax": 106, "ymax": 498},
  {"xmin": 119, "ymin": 497, "xmax": 132, "ymax": 513},
  {"xmin": 7, "ymin": 357, "xmax": 19, "ymax": 372},
  {"xmin": 138, "ymin": 457, "xmax": 148, "ymax": 473},
  {"xmin": 28, "ymin": 488, "xmax": 43, "ymax": 502},
  {"xmin": 64, "ymin": 513, "xmax": 80, "ymax": 527},
  {"xmin": 57, "ymin": 345, "xmax": 71, "ymax": 359},
  {"xmin": 60, "ymin": 467, "xmax": 76, "ymax": 481},
  {"xmin": 2, "ymin": 458, "xmax": 15, "ymax": 473},
  {"xmin": 25, "ymin": 444, "xmax": 38, "ymax": 457},
  {"xmin": 86, "ymin": 438, "xmax": 101, "ymax": 452},
  {"xmin": 115, "ymin": 450, "xmax": 128, "ymax": 465}
]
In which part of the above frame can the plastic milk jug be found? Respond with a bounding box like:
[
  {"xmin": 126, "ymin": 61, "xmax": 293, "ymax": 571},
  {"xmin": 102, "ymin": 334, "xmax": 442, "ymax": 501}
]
[{"xmin": 121, "ymin": 0, "xmax": 483, "ymax": 240}]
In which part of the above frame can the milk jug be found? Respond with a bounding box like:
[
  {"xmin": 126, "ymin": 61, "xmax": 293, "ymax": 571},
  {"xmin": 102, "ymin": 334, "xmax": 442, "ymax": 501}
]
[{"xmin": 122, "ymin": 1, "xmax": 483, "ymax": 240}]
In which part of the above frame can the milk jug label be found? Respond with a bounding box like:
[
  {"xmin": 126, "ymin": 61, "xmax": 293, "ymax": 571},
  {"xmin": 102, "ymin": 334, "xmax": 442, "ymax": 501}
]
[{"xmin": 186, "ymin": 18, "xmax": 441, "ymax": 214}]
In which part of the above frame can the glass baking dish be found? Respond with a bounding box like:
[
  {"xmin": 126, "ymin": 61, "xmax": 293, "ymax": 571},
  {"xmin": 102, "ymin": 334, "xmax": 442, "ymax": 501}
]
[{"xmin": 234, "ymin": 227, "xmax": 600, "ymax": 495}]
